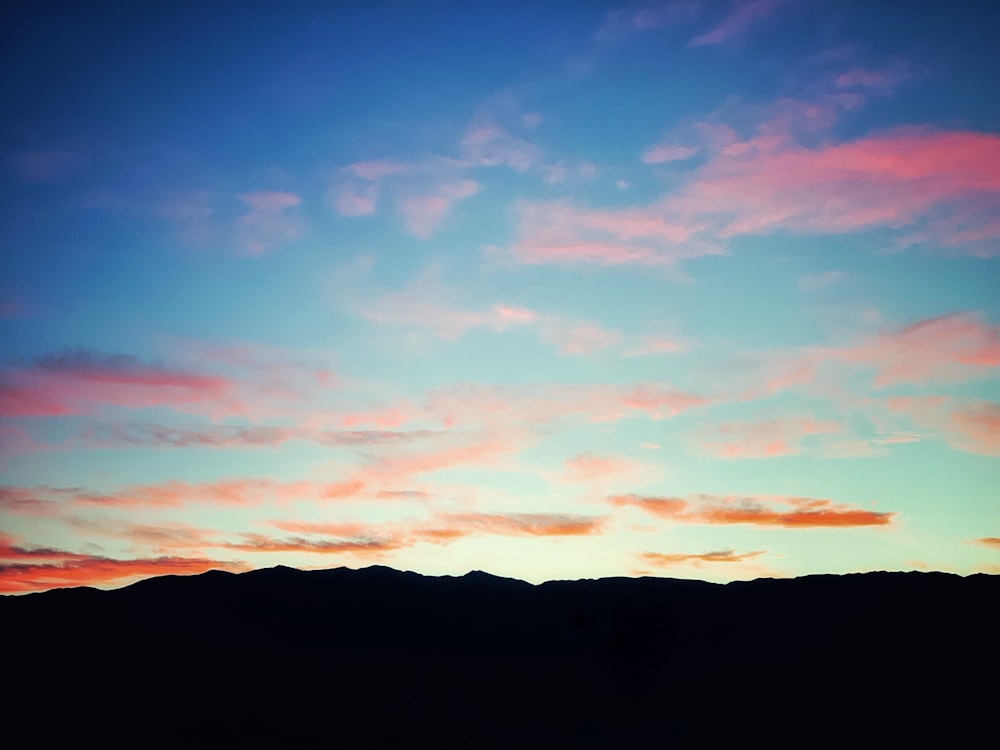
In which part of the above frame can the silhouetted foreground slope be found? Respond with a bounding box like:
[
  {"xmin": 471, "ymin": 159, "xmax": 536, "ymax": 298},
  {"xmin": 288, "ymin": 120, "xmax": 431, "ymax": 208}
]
[{"xmin": 4, "ymin": 567, "xmax": 996, "ymax": 748}]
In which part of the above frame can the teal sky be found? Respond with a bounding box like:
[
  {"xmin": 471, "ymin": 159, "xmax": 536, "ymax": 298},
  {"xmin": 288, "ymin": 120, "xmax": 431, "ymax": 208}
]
[{"xmin": 2, "ymin": 0, "xmax": 999, "ymax": 592}]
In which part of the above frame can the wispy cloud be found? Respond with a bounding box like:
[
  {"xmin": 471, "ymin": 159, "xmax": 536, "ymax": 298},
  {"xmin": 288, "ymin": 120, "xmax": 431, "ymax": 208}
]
[
  {"xmin": 668, "ymin": 128, "xmax": 1000, "ymax": 252},
  {"xmin": 359, "ymin": 267, "xmax": 537, "ymax": 340},
  {"xmin": 610, "ymin": 493, "xmax": 895, "ymax": 527},
  {"xmin": 639, "ymin": 548, "xmax": 766, "ymax": 566},
  {"xmin": 0, "ymin": 533, "xmax": 246, "ymax": 593},
  {"xmin": 642, "ymin": 143, "xmax": 698, "ymax": 165},
  {"xmin": 798, "ymin": 270, "xmax": 846, "ymax": 291},
  {"xmin": 0, "ymin": 348, "xmax": 236, "ymax": 418},
  {"xmin": 695, "ymin": 415, "xmax": 844, "ymax": 459},
  {"xmin": 688, "ymin": 0, "xmax": 785, "ymax": 47},
  {"xmin": 398, "ymin": 180, "xmax": 480, "ymax": 238}
]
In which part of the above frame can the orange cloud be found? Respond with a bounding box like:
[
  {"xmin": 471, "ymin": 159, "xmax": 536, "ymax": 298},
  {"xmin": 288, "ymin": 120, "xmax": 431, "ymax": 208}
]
[
  {"xmin": 973, "ymin": 537, "xmax": 1000, "ymax": 549},
  {"xmin": 610, "ymin": 493, "xmax": 894, "ymax": 527},
  {"xmin": 439, "ymin": 512, "xmax": 605, "ymax": 537},
  {"xmin": 639, "ymin": 549, "xmax": 766, "ymax": 566},
  {"xmin": 0, "ymin": 533, "xmax": 246, "ymax": 593}
]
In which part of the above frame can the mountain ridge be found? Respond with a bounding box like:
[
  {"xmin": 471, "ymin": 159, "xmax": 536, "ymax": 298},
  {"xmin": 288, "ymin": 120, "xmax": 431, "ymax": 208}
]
[{"xmin": 5, "ymin": 565, "xmax": 995, "ymax": 748}]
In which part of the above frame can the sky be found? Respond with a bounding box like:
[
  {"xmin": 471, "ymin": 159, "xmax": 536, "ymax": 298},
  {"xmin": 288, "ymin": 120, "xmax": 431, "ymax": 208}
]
[{"xmin": 1, "ymin": 0, "xmax": 999, "ymax": 593}]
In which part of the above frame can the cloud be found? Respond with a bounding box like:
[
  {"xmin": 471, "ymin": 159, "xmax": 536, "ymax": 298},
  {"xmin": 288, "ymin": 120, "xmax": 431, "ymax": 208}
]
[
  {"xmin": 0, "ymin": 348, "xmax": 237, "ymax": 418},
  {"xmin": 622, "ymin": 335, "xmax": 688, "ymax": 357},
  {"xmin": 974, "ymin": 537, "xmax": 1000, "ymax": 549},
  {"xmin": 219, "ymin": 534, "xmax": 401, "ymax": 554},
  {"xmin": 593, "ymin": 1, "xmax": 700, "ymax": 44},
  {"xmin": 610, "ymin": 493, "xmax": 895, "ymax": 527},
  {"xmin": 835, "ymin": 64, "xmax": 910, "ymax": 93},
  {"xmin": 540, "ymin": 320, "xmax": 624, "ymax": 356},
  {"xmin": 688, "ymin": 0, "xmax": 785, "ymax": 47},
  {"xmin": 73, "ymin": 422, "xmax": 441, "ymax": 450},
  {"xmin": 461, "ymin": 123, "xmax": 542, "ymax": 172},
  {"xmin": 359, "ymin": 267, "xmax": 538, "ymax": 340},
  {"xmin": 398, "ymin": 180, "xmax": 480, "ymax": 238},
  {"xmin": 0, "ymin": 485, "xmax": 80, "ymax": 515},
  {"xmin": 332, "ymin": 156, "xmax": 478, "ymax": 237},
  {"xmin": 945, "ymin": 402, "xmax": 1000, "ymax": 456},
  {"xmin": 500, "ymin": 199, "xmax": 719, "ymax": 273},
  {"xmin": 668, "ymin": 128, "xmax": 1000, "ymax": 251},
  {"xmin": 423, "ymin": 382, "xmax": 710, "ymax": 430},
  {"xmin": 696, "ymin": 416, "xmax": 844, "ymax": 459},
  {"xmin": 881, "ymin": 395, "xmax": 1000, "ymax": 456},
  {"xmin": 722, "ymin": 312, "xmax": 1000, "ymax": 403},
  {"xmin": 32, "ymin": 477, "xmax": 367, "ymax": 509},
  {"xmin": 839, "ymin": 313, "xmax": 1000, "ymax": 388},
  {"xmin": 341, "ymin": 160, "xmax": 409, "ymax": 181},
  {"xmin": 436, "ymin": 512, "xmax": 605, "ymax": 537},
  {"xmin": 0, "ymin": 533, "xmax": 246, "ymax": 593},
  {"xmin": 563, "ymin": 452, "xmax": 643, "ymax": 483},
  {"xmin": 639, "ymin": 548, "xmax": 766, "ymax": 566},
  {"xmin": 642, "ymin": 144, "xmax": 698, "ymax": 164},
  {"xmin": 331, "ymin": 185, "xmax": 378, "ymax": 216},
  {"xmin": 798, "ymin": 270, "xmax": 846, "ymax": 290},
  {"xmin": 236, "ymin": 191, "xmax": 304, "ymax": 256}
]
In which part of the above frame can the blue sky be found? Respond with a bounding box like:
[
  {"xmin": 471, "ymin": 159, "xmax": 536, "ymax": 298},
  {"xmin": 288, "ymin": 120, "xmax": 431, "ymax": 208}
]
[{"xmin": 2, "ymin": 0, "xmax": 999, "ymax": 591}]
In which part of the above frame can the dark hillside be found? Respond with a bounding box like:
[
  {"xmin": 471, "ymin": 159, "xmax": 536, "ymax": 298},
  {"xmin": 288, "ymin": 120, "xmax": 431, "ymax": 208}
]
[{"xmin": 4, "ymin": 567, "xmax": 995, "ymax": 747}]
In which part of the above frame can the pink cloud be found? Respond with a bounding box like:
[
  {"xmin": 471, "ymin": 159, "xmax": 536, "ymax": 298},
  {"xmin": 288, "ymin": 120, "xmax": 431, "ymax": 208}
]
[
  {"xmin": 725, "ymin": 312, "xmax": 1000, "ymax": 402},
  {"xmin": 0, "ymin": 349, "xmax": 238, "ymax": 418},
  {"xmin": 562, "ymin": 452, "xmax": 643, "ymax": 484},
  {"xmin": 945, "ymin": 402, "xmax": 1000, "ymax": 457},
  {"xmin": 63, "ymin": 477, "xmax": 366, "ymax": 509},
  {"xmin": 332, "ymin": 185, "xmax": 378, "ymax": 216},
  {"xmin": 236, "ymin": 191, "xmax": 304, "ymax": 255},
  {"xmin": 642, "ymin": 144, "xmax": 698, "ymax": 164},
  {"xmin": 341, "ymin": 160, "xmax": 409, "ymax": 180},
  {"xmin": 669, "ymin": 129, "xmax": 1000, "ymax": 249},
  {"xmin": 502, "ymin": 199, "xmax": 718, "ymax": 271},
  {"xmin": 839, "ymin": 312, "xmax": 1000, "ymax": 388},
  {"xmin": 359, "ymin": 268, "xmax": 537, "ymax": 340},
  {"xmin": 461, "ymin": 123, "xmax": 542, "ymax": 172},
  {"xmin": 835, "ymin": 65, "xmax": 910, "ymax": 92},
  {"xmin": 688, "ymin": 0, "xmax": 785, "ymax": 47},
  {"xmin": 398, "ymin": 180, "xmax": 480, "ymax": 238},
  {"xmin": 622, "ymin": 335, "xmax": 688, "ymax": 357},
  {"xmin": 697, "ymin": 416, "xmax": 844, "ymax": 459},
  {"xmin": 540, "ymin": 320, "xmax": 623, "ymax": 356}
]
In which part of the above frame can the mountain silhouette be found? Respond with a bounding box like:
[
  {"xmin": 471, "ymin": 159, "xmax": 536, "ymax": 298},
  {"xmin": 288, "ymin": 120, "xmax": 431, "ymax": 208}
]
[{"xmin": 4, "ymin": 566, "xmax": 995, "ymax": 748}]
